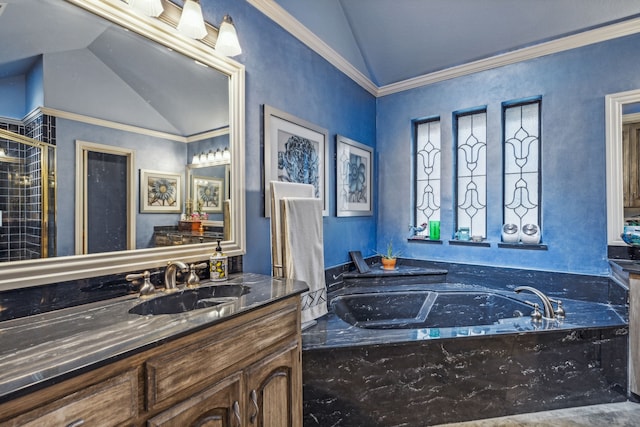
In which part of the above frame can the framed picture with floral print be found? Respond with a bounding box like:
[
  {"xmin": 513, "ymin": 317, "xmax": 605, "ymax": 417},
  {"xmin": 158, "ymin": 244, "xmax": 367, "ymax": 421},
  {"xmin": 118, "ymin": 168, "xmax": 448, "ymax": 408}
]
[
  {"xmin": 263, "ymin": 105, "xmax": 329, "ymax": 217},
  {"xmin": 139, "ymin": 169, "xmax": 182, "ymax": 213},
  {"xmin": 193, "ymin": 176, "xmax": 224, "ymax": 213},
  {"xmin": 336, "ymin": 135, "xmax": 373, "ymax": 217}
]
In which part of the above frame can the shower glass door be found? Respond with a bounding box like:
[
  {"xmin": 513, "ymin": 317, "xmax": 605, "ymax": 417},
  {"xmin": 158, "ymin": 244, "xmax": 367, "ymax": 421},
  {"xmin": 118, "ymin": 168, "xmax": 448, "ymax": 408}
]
[{"xmin": 0, "ymin": 131, "xmax": 55, "ymax": 262}]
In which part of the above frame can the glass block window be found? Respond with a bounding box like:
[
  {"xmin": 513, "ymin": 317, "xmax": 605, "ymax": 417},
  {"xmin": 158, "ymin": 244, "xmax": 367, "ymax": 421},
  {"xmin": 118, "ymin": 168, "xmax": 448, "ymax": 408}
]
[
  {"xmin": 413, "ymin": 118, "xmax": 441, "ymax": 229},
  {"xmin": 455, "ymin": 110, "xmax": 487, "ymax": 237},
  {"xmin": 503, "ymin": 99, "xmax": 541, "ymax": 232}
]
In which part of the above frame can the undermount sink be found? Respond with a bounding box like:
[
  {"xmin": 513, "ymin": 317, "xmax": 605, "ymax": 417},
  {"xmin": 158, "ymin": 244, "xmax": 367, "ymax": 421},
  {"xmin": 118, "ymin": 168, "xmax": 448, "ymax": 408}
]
[{"xmin": 129, "ymin": 284, "xmax": 249, "ymax": 316}]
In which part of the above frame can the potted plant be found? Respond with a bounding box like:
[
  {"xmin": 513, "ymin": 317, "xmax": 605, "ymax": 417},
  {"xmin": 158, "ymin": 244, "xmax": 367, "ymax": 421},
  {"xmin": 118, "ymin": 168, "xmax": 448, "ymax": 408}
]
[{"xmin": 380, "ymin": 240, "xmax": 400, "ymax": 270}]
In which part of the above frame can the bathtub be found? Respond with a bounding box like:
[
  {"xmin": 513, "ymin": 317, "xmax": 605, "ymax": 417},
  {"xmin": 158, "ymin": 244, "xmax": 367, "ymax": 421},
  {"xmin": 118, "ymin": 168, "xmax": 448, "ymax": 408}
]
[
  {"xmin": 302, "ymin": 282, "xmax": 629, "ymax": 426},
  {"xmin": 332, "ymin": 289, "xmax": 531, "ymax": 330}
]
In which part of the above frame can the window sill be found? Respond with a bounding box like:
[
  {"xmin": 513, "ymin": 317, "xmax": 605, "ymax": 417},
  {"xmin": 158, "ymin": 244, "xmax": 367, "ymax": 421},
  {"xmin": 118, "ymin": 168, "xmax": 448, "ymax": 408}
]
[
  {"xmin": 448, "ymin": 240, "xmax": 491, "ymax": 247},
  {"xmin": 497, "ymin": 242, "xmax": 548, "ymax": 250},
  {"xmin": 407, "ymin": 237, "xmax": 443, "ymax": 244}
]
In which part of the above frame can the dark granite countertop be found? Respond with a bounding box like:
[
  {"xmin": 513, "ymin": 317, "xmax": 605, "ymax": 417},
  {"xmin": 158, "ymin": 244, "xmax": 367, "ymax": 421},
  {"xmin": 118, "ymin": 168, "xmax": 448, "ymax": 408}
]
[
  {"xmin": 0, "ymin": 273, "xmax": 307, "ymax": 402},
  {"xmin": 342, "ymin": 264, "xmax": 448, "ymax": 279}
]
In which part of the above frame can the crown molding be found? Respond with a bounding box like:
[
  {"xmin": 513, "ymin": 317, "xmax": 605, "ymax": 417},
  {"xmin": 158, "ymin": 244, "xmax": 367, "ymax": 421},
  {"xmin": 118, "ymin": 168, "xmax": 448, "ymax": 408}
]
[
  {"xmin": 249, "ymin": 0, "xmax": 640, "ymax": 98},
  {"xmin": 246, "ymin": 0, "xmax": 378, "ymax": 96},
  {"xmin": 378, "ymin": 17, "xmax": 640, "ymax": 97}
]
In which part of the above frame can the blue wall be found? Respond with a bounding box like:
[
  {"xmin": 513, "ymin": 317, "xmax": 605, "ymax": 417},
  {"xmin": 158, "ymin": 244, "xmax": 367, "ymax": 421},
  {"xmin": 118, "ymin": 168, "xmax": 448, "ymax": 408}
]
[
  {"xmin": 377, "ymin": 34, "xmax": 640, "ymax": 276},
  {"xmin": 197, "ymin": 2, "xmax": 640, "ymax": 277},
  {"xmin": 0, "ymin": 75, "xmax": 26, "ymax": 119},
  {"xmin": 200, "ymin": 0, "xmax": 378, "ymax": 274},
  {"xmin": 56, "ymin": 119, "xmax": 186, "ymax": 256}
]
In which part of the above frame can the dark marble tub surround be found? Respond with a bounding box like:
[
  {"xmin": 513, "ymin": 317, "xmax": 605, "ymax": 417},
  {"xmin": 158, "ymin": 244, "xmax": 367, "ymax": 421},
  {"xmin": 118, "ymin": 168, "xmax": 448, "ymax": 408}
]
[
  {"xmin": 327, "ymin": 257, "xmax": 628, "ymax": 306},
  {"xmin": 303, "ymin": 326, "xmax": 628, "ymax": 426},
  {"xmin": 0, "ymin": 273, "xmax": 307, "ymax": 402},
  {"xmin": 401, "ymin": 259, "xmax": 628, "ymax": 305},
  {"xmin": 0, "ymin": 255, "xmax": 243, "ymax": 322},
  {"xmin": 304, "ymin": 259, "xmax": 630, "ymax": 426}
]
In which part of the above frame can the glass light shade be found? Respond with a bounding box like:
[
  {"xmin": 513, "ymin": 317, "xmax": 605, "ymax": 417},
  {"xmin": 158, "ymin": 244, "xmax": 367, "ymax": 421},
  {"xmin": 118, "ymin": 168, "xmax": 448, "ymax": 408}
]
[
  {"xmin": 177, "ymin": 0, "xmax": 207, "ymax": 40},
  {"xmin": 215, "ymin": 149, "xmax": 223, "ymax": 160},
  {"xmin": 128, "ymin": 0, "xmax": 164, "ymax": 17},
  {"xmin": 216, "ymin": 15, "xmax": 242, "ymax": 57},
  {"xmin": 207, "ymin": 150, "xmax": 215, "ymax": 161},
  {"xmin": 192, "ymin": 153, "xmax": 200, "ymax": 164},
  {"xmin": 222, "ymin": 147, "xmax": 231, "ymax": 160}
]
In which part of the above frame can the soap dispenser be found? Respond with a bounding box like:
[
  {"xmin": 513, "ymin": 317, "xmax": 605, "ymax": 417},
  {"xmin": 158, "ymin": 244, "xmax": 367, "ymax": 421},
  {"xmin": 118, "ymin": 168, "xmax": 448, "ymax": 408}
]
[{"xmin": 210, "ymin": 239, "xmax": 228, "ymax": 282}]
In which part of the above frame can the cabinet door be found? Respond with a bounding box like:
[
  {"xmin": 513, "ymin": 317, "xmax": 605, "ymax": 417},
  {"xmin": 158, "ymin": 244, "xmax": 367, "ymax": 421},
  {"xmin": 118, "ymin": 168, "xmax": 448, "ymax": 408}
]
[
  {"xmin": 148, "ymin": 373, "xmax": 242, "ymax": 427},
  {"xmin": 244, "ymin": 344, "xmax": 302, "ymax": 427}
]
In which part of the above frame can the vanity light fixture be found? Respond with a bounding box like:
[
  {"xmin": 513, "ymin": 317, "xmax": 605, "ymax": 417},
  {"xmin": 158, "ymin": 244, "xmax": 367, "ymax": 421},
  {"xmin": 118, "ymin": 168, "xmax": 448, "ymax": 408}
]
[
  {"xmin": 215, "ymin": 14, "xmax": 242, "ymax": 57},
  {"xmin": 128, "ymin": 0, "xmax": 164, "ymax": 17},
  {"xmin": 127, "ymin": 0, "xmax": 240, "ymax": 55},
  {"xmin": 177, "ymin": 0, "xmax": 207, "ymax": 40},
  {"xmin": 190, "ymin": 147, "xmax": 231, "ymax": 166}
]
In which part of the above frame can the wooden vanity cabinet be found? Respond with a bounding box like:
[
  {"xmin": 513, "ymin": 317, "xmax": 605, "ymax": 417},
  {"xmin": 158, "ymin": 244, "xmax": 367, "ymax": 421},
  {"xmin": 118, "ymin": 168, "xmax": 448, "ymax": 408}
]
[
  {"xmin": 149, "ymin": 344, "xmax": 300, "ymax": 427},
  {"xmin": 0, "ymin": 296, "xmax": 302, "ymax": 427}
]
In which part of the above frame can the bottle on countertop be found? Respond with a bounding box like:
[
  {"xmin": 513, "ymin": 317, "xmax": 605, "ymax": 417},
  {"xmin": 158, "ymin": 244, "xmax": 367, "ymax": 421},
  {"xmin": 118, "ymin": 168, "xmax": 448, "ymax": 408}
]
[{"xmin": 210, "ymin": 239, "xmax": 228, "ymax": 282}]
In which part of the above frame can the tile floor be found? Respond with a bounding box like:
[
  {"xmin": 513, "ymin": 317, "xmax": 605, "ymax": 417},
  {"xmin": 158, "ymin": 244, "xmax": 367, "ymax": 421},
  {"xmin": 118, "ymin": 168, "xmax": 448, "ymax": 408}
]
[{"xmin": 435, "ymin": 401, "xmax": 640, "ymax": 426}]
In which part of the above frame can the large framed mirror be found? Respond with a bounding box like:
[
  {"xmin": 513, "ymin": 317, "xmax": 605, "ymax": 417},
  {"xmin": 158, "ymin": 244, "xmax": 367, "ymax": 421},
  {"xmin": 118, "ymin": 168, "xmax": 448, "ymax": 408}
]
[
  {"xmin": 606, "ymin": 88, "xmax": 640, "ymax": 247},
  {"xmin": 0, "ymin": 0, "xmax": 245, "ymax": 290}
]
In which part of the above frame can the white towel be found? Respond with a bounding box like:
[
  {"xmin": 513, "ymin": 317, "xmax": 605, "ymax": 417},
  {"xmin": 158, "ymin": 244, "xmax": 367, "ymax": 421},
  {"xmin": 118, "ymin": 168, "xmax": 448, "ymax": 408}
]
[
  {"xmin": 270, "ymin": 181, "xmax": 315, "ymax": 277},
  {"xmin": 281, "ymin": 197, "xmax": 328, "ymax": 327}
]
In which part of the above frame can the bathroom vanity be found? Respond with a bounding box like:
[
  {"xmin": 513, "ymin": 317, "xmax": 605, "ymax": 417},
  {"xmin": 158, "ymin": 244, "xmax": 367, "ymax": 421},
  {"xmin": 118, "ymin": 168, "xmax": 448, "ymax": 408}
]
[{"xmin": 0, "ymin": 274, "xmax": 306, "ymax": 426}]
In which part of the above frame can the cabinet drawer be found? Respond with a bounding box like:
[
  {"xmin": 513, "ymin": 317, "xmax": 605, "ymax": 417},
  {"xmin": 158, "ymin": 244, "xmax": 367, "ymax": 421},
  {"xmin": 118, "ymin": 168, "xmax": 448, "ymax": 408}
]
[
  {"xmin": 147, "ymin": 305, "xmax": 298, "ymax": 408},
  {"xmin": 6, "ymin": 370, "xmax": 137, "ymax": 427},
  {"xmin": 147, "ymin": 373, "xmax": 241, "ymax": 427}
]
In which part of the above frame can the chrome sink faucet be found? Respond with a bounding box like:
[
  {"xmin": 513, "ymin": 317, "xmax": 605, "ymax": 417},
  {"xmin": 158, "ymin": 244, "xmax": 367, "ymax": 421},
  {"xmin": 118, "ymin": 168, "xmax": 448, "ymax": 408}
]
[
  {"xmin": 165, "ymin": 261, "xmax": 189, "ymax": 291},
  {"xmin": 514, "ymin": 286, "xmax": 559, "ymax": 319}
]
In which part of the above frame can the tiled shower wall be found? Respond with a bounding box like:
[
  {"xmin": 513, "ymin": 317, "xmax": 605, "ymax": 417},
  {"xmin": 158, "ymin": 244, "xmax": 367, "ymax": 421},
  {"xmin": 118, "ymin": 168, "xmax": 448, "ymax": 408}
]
[{"xmin": 0, "ymin": 114, "xmax": 55, "ymax": 262}]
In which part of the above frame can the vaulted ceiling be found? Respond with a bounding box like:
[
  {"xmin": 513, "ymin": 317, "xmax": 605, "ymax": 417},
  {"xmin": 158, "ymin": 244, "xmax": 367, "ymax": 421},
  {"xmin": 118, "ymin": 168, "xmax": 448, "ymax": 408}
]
[{"xmin": 260, "ymin": 0, "xmax": 640, "ymax": 94}]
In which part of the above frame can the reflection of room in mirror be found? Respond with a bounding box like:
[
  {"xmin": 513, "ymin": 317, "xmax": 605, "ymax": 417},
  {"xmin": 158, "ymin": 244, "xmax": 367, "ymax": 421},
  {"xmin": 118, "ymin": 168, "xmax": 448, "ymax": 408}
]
[
  {"xmin": 0, "ymin": 0, "xmax": 233, "ymax": 261},
  {"xmin": 0, "ymin": 125, "xmax": 55, "ymax": 263}
]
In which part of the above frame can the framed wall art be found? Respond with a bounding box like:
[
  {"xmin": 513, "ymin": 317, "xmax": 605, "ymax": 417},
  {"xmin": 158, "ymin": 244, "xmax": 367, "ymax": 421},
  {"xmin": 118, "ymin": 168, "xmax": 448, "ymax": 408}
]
[
  {"xmin": 193, "ymin": 176, "xmax": 224, "ymax": 213},
  {"xmin": 336, "ymin": 135, "xmax": 373, "ymax": 217},
  {"xmin": 263, "ymin": 105, "xmax": 329, "ymax": 217},
  {"xmin": 139, "ymin": 169, "xmax": 182, "ymax": 213}
]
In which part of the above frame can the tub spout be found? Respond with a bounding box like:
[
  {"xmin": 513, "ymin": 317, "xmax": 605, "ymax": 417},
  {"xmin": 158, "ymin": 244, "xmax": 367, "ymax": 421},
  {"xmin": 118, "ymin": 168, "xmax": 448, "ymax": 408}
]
[{"xmin": 514, "ymin": 286, "xmax": 556, "ymax": 319}]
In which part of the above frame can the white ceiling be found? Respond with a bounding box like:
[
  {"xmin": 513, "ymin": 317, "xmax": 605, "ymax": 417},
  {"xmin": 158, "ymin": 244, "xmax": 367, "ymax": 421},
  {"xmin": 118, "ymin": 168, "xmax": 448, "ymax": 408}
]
[{"xmin": 272, "ymin": 0, "xmax": 640, "ymax": 89}]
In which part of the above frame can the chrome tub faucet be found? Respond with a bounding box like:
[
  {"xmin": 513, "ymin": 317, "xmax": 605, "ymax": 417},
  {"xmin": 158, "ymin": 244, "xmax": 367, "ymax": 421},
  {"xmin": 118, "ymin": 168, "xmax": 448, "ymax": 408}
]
[{"xmin": 514, "ymin": 285, "xmax": 564, "ymax": 320}]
